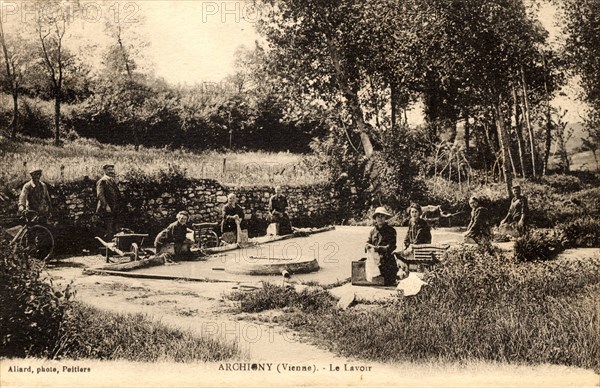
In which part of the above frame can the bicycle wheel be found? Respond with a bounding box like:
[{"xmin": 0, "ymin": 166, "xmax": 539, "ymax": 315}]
[
  {"xmin": 19, "ymin": 225, "xmax": 55, "ymax": 261},
  {"xmin": 201, "ymin": 231, "xmax": 220, "ymax": 249}
]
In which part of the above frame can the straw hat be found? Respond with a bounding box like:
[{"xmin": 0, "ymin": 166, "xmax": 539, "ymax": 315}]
[{"xmin": 372, "ymin": 207, "xmax": 392, "ymax": 219}]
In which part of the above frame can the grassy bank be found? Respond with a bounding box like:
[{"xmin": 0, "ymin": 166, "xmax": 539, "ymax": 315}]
[
  {"xmin": 55, "ymin": 303, "xmax": 239, "ymax": 362},
  {"xmin": 231, "ymin": 246, "xmax": 600, "ymax": 370},
  {"xmin": 0, "ymin": 136, "xmax": 327, "ymax": 188}
]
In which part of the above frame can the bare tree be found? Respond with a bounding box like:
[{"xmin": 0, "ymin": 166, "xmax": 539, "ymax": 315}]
[
  {"xmin": 0, "ymin": 20, "xmax": 31, "ymax": 139},
  {"xmin": 33, "ymin": 1, "xmax": 76, "ymax": 146}
]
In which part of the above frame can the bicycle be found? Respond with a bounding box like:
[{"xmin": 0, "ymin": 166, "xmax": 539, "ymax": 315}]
[
  {"xmin": 10, "ymin": 210, "xmax": 55, "ymax": 261},
  {"xmin": 192, "ymin": 222, "xmax": 221, "ymax": 250}
]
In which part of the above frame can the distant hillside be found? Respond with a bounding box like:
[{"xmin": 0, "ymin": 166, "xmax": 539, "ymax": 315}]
[{"xmin": 566, "ymin": 122, "xmax": 586, "ymax": 153}]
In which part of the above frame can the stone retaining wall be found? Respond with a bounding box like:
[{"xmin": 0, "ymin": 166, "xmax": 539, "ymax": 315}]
[{"xmin": 49, "ymin": 178, "xmax": 342, "ymax": 239}]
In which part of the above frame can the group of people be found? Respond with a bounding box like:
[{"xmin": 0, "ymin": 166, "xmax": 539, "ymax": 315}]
[
  {"xmin": 365, "ymin": 185, "xmax": 528, "ymax": 286},
  {"xmin": 153, "ymin": 186, "xmax": 294, "ymax": 255},
  {"xmin": 464, "ymin": 184, "xmax": 529, "ymax": 245},
  {"xmin": 17, "ymin": 163, "xmax": 124, "ymax": 235},
  {"xmin": 18, "ymin": 164, "xmax": 527, "ymax": 266},
  {"xmin": 17, "ymin": 165, "xmax": 293, "ymax": 257}
]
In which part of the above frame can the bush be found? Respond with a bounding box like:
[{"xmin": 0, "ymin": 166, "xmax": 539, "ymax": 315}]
[
  {"xmin": 370, "ymin": 125, "xmax": 430, "ymax": 210},
  {"xmin": 541, "ymin": 174, "xmax": 583, "ymax": 193},
  {"xmin": 229, "ymin": 282, "xmax": 334, "ymax": 313},
  {"xmin": 0, "ymin": 236, "xmax": 73, "ymax": 358},
  {"xmin": 513, "ymin": 230, "xmax": 565, "ymax": 262},
  {"xmin": 557, "ymin": 218, "xmax": 600, "ymax": 248}
]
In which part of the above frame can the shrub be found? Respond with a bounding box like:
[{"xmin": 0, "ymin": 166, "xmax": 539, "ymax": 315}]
[
  {"xmin": 122, "ymin": 163, "xmax": 192, "ymax": 189},
  {"xmin": 513, "ymin": 230, "xmax": 565, "ymax": 262},
  {"xmin": 557, "ymin": 218, "xmax": 600, "ymax": 248},
  {"xmin": 229, "ymin": 282, "xmax": 334, "ymax": 313},
  {"xmin": 0, "ymin": 236, "xmax": 73, "ymax": 358},
  {"xmin": 541, "ymin": 174, "xmax": 583, "ymax": 193},
  {"xmin": 370, "ymin": 125, "xmax": 430, "ymax": 210}
]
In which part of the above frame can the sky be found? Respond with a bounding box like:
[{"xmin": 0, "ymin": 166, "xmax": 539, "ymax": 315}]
[
  {"xmin": 140, "ymin": 1, "xmax": 259, "ymax": 84},
  {"xmin": 0, "ymin": 0, "xmax": 587, "ymax": 122}
]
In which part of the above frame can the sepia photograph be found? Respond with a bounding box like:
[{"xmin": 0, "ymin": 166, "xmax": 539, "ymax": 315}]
[{"xmin": 0, "ymin": 0, "xmax": 599, "ymax": 387}]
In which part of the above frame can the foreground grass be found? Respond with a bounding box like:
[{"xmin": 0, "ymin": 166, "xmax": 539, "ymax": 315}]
[
  {"xmin": 1, "ymin": 240, "xmax": 239, "ymax": 363},
  {"xmin": 231, "ymin": 247, "xmax": 600, "ymax": 371},
  {"xmin": 0, "ymin": 136, "xmax": 327, "ymax": 188},
  {"xmin": 53, "ymin": 302, "xmax": 239, "ymax": 362}
]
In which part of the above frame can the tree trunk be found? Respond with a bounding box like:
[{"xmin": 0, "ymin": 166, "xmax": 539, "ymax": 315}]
[
  {"xmin": 54, "ymin": 93, "xmax": 61, "ymax": 146},
  {"xmin": 542, "ymin": 55, "xmax": 553, "ymax": 176},
  {"xmin": 448, "ymin": 120, "xmax": 458, "ymax": 144},
  {"xmin": 391, "ymin": 83, "xmax": 398, "ymax": 129},
  {"xmin": 464, "ymin": 113, "xmax": 470, "ymax": 154},
  {"xmin": 325, "ymin": 34, "xmax": 373, "ymax": 158},
  {"xmin": 507, "ymin": 136, "xmax": 519, "ymax": 179},
  {"xmin": 521, "ymin": 66, "xmax": 537, "ymax": 179},
  {"xmin": 10, "ymin": 91, "xmax": 18, "ymax": 139},
  {"xmin": 0, "ymin": 18, "xmax": 18, "ymax": 139},
  {"xmin": 494, "ymin": 96, "xmax": 513, "ymax": 197},
  {"xmin": 543, "ymin": 112, "xmax": 553, "ymax": 175},
  {"xmin": 512, "ymin": 85, "xmax": 527, "ymax": 178}
]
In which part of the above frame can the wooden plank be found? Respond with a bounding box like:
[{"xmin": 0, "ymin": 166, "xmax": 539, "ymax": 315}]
[
  {"xmin": 91, "ymin": 255, "xmax": 165, "ymax": 272},
  {"xmin": 82, "ymin": 269, "xmax": 236, "ymax": 283},
  {"xmin": 226, "ymin": 258, "xmax": 320, "ymax": 275},
  {"xmin": 95, "ymin": 237, "xmax": 129, "ymax": 257}
]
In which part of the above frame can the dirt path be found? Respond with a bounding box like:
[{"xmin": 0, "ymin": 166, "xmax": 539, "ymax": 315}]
[
  {"xmin": 24, "ymin": 256, "xmax": 597, "ymax": 387},
  {"xmin": 50, "ymin": 262, "xmax": 344, "ymax": 364}
]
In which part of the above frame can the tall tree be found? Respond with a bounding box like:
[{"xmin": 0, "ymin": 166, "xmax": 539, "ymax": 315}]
[
  {"xmin": 100, "ymin": 5, "xmax": 149, "ymax": 150},
  {"xmin": 559, "ymin": 0, "xmax": 600, "ymax": 169},
  {"xmin": 0, "ymin": 21, "xmax": 33, "ymax": 139},
  {"xmin": 31, "ymin": 0, "xmax": 77, "ymax": 146}
]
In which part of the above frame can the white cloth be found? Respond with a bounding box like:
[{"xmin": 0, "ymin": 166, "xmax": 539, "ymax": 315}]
[
  {"xmin": 365, "ymin": 246, "xmax": 381, "ymax": 281},
  {"xmin": 397, "ymin": 272, "xmax": 427, "ymax": 296}
]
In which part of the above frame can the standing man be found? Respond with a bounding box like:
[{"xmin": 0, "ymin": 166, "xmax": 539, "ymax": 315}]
[
  {"xmin": 18, "ymin": 167, "xmax": 52, "ymax": 223},
  {"xmin": 221, "ymin": 193, "xmax": 244, "ymax": 243},
  {"xmin": 96, "ymin": 164, "xmax": 122, "ymax": 240},
  {"xmin": 500, "ymin": 184, "xmax": 529, "ymax": 236},
  {"xmin": 268, "ymin": 186, "xmax": 292, "ymax": 235}
]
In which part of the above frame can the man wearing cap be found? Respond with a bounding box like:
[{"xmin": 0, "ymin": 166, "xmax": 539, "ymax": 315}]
[
  {"xmin": 500, "ymin": 185, "xmax": 529, "ymax": 236},
  {"xmin": 96, "ymin": 164, "xmax": 122, "ymax": 239},
  {"xmin": 366, "ymin": 207, "xmax": 398, "ymax": 286},
  {"xmin": 18, "ymin": 168, "xmax": 52, "ymax": 223},
  {"xmin": 269, "ymin": 186, "xmax": 292, "ymax": 235},
  {"xmin": 155, "ymin": 211, "xmax": 194, "ymax": 259}
]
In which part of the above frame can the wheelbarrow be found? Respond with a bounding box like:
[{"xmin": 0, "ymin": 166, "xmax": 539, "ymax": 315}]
[{"xmin": 95, "ymin": 231, "xmax": 151, "ymax": 263}]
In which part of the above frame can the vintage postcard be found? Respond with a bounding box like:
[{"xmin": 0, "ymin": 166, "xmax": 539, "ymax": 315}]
[{"xmin": 1, "ymin": 0, "xmax": 598, "ymax": 387}]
